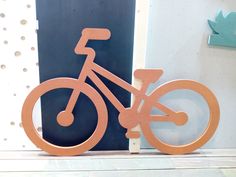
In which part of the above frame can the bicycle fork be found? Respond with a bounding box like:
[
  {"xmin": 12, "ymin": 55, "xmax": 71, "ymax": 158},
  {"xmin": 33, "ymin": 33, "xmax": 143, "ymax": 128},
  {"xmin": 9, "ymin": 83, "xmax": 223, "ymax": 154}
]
[
  {"xmin": 56, "ymin": 59, "xmax": 93, "ymax": 127},
  {"xmin": 56, "ymin": 28, "xmax": 111, "ymax": 127}
]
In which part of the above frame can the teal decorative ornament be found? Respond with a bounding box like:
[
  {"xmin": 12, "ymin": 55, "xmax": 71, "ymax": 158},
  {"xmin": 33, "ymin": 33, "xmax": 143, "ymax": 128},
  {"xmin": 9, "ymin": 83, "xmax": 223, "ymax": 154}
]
[{"xmin": 208, "ymin": 11, "xmax": 236, "ymax": 48}]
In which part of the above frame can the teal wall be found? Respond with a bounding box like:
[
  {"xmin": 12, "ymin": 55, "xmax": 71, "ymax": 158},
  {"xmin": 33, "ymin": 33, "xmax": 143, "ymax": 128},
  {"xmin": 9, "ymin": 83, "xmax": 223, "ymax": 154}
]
[{"xmin": 141, "ymin": 0, "xmax": 236, "ymax": 149}]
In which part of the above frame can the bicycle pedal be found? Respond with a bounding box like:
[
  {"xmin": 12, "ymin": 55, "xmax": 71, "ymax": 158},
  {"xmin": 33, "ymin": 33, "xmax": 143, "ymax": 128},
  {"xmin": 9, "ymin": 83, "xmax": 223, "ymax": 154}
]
[{"xmin": 125, "ymin": 131, "xmax": 140, "ymax": 139}]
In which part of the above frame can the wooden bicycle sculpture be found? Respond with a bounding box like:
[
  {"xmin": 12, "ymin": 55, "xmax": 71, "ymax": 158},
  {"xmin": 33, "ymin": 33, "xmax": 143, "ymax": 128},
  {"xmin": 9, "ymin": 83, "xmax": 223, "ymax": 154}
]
[{"xmin": 22, "ymin": 28, "xmax": 220, "ymax": 156}]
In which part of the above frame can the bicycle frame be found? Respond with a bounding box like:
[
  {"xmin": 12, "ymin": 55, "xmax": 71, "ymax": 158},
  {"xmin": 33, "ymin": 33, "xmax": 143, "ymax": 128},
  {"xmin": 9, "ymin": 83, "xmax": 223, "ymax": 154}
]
[
  {"xmin": 90, "ymin": 62, "xmax": 146, "ymax": 112},
  {"xmin": 89, "ymin": 63, "xmax": 179, "ymax": 120},
  {"xmin": 90, "ymin": 63, "xmax": 184, "ymax": 123},
  {"xmin": 21, "ymin": 28, "xmax": 220, "ymax": 155},
  {"xmin": 65, "ymin": 58, "xmax": 147, "ymax": 115},
  {"xmin": 65, "ymin": 28, "xmax": 178, "ymax": 125}
]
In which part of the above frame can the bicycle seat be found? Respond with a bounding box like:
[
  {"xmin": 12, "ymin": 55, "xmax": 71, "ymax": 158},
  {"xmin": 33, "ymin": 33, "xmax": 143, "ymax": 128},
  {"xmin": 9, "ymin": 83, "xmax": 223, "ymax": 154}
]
[{"xmin": 134, "ymin": 69, "xmax": 163, "ymax": 83}]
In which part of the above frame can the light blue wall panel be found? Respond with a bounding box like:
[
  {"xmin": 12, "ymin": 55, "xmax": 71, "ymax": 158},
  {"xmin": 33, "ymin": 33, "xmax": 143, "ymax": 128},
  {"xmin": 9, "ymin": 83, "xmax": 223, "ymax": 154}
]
[{"xmin": 142, "ymin": 0, "xmax": 236, "ymax": 149}]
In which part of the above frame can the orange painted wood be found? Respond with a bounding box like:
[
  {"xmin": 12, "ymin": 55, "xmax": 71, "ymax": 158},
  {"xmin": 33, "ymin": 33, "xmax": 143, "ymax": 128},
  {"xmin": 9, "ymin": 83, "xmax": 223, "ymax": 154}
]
[{"xmin": 22, "ymin": 28, "xmax": 220, "ymax": 156}]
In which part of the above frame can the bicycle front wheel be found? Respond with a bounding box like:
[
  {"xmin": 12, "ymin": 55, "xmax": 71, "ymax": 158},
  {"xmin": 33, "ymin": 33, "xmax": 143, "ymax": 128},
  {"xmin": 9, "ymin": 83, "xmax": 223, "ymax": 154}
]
[
  {"xmin": 140, "ymin": 80, "xmax": 220, "ymax": 154},
  {"xmin": 22, "ymin": 78, "xmax": 108, "ymax": 156}
]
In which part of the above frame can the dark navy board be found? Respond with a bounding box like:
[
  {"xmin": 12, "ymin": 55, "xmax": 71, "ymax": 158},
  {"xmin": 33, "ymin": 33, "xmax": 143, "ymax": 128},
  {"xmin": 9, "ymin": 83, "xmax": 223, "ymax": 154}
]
[{"xmin": 36, "ymin": 0, "xmax": 135, "ymax": 150}]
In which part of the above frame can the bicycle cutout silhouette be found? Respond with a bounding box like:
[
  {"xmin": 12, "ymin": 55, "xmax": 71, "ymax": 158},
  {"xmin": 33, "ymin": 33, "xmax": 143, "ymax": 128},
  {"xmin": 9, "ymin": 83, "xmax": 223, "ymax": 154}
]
[{"xmin": 22, "ymin": 28, "xmax": 220, "ymax": 156}]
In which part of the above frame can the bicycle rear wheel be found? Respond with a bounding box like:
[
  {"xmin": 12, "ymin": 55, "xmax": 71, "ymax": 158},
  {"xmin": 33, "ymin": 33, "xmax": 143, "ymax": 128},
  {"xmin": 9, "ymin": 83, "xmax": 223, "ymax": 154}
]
[
  {"xmin": 22, "ymin": 78, "xmax": 108, "ymax": 156},
  {"xmin": 140, "ymin": 80, "xmax": 220, "ymax": 154}
]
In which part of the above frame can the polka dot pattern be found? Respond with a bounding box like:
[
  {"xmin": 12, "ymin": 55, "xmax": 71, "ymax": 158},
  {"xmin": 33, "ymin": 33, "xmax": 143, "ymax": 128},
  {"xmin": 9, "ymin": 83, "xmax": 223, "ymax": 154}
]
[
  {"xmin": 20, "ymin": 19, "xmax": 27, "ymax": 25},
  {"xmin": 0, "ymin": 64, "xmax": 6, "ymax": 69},
  {"xmin": 14, "ymin": 51, "xmax": 21, "ymax": 56},
  {"xmin": 0, "ymin": 13, "xmax": 5, "ymax": 18},
  {"xmin": 10, "ymin": 121, "xmax": 15, "ymax": 126},
  {"xmin": 0, "ymin": 0, "xmax": 41, "ymax": 150},
  {"xmin": 37, "ymin": 127, "xmax": 42, "ymax": 132}
]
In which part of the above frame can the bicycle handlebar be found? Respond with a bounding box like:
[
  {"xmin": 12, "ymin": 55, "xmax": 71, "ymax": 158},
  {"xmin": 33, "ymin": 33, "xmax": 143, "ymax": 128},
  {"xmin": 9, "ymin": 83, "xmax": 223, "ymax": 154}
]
[
  {"xmin": 74, "ymin": 28, "xmax": 111, "ymax": 56},
  {"xmin": 82, "ymin": 28, "xmax": 111, "ymax": 40}
]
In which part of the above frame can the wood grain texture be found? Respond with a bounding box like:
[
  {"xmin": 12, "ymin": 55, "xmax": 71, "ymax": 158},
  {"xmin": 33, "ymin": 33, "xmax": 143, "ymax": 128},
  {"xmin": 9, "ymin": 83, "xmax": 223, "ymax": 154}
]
[{"xmin": 0, "ymin": 149, "xmax": 235, "ymax": 177}]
